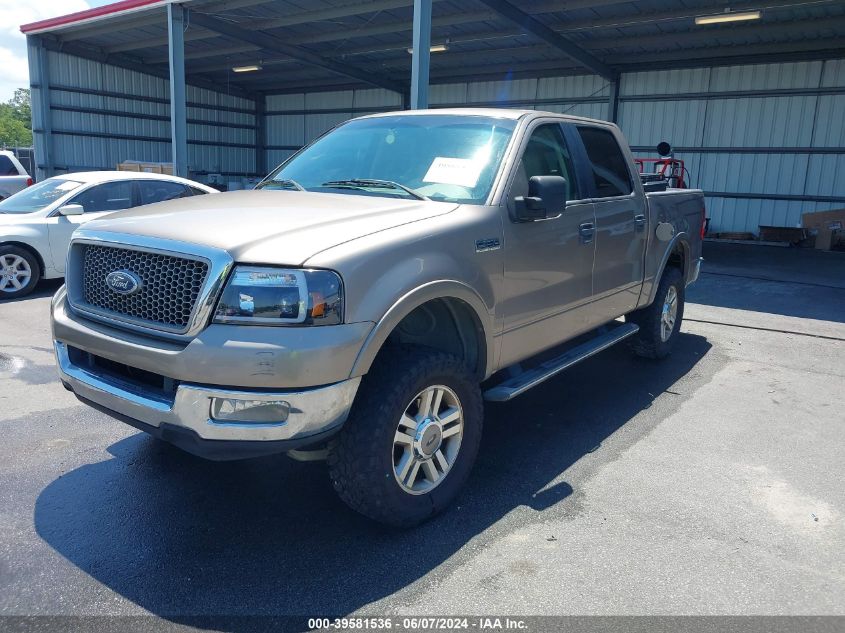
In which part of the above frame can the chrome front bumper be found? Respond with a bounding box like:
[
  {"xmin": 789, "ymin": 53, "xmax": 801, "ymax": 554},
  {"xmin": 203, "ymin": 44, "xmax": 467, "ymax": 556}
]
[{"xmin": 55, "ymin": 341, "xmax": 360, "ymax": 460}]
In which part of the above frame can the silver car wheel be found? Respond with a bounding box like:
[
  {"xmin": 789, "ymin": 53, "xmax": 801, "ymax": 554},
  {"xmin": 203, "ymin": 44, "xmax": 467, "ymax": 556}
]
[
  {"xmin": 660, "ymin": 285, "xmax": 678, "ymax": 342},
  {"xmin": 0, "ymin": 254, "xmax": 32, "ymax": 293},
  {"xmin": 393, "ymin": 384, "xmax": 464, "ymax": 495}
]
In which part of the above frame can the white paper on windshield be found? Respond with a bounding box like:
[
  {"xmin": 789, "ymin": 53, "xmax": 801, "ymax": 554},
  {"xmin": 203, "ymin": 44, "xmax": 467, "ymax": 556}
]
[
  {"xmin": 56, "ymin": 181, "xmax": 81, "ymax": 191},
  {"xmin": 423, "ymin": 157, "xmax": 484, "ymax": 188}
]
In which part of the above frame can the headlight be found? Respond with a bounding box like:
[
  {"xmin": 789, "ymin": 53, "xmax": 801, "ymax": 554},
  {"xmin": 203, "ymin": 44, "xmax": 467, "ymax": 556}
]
[{"xmin": 213, "ymin": 266, "xmax": 343, "ymax": 326}]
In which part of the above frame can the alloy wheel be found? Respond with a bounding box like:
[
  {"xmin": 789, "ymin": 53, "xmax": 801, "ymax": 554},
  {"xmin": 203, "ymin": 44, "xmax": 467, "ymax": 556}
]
[{"xmin": 392, "ymin": 385, "xmax": 464, "ymax": 495}]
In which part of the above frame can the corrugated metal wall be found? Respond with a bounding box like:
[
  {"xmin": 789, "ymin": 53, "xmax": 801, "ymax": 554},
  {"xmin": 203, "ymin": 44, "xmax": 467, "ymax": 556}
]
[
  {"xmin": 35, "ymin": 50, "xmax": 257, "ymax": 182},
  {"xmin": 619, "ymin": 60, "xmax": 845, "ymax": 234},
  {"xmin": 32, "ymin": 46, "xmax": 845, "ymax": 231},
  {"xmin": 263, "ymin": 61, "xmax": 845, "ymax": 234}
]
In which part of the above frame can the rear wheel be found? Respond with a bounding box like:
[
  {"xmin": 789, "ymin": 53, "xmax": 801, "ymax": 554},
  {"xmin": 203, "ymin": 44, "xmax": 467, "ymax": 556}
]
[
  {"xmin": 627, "ymin": 266, "xmax": 684, "ymax": 359},
  {"xmin": 328, "ymin": 346, "xmax": 483, "ymax": 527},
  {"xmin": 0, "ymin": 245, "xmax": 40, "ymax": 299}
]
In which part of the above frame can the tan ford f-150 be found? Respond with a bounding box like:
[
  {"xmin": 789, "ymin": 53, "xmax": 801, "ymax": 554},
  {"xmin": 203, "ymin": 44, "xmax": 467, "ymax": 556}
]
[{"xmin": 51, "ymin": 109, "xmax": 704, "ymax": 526}]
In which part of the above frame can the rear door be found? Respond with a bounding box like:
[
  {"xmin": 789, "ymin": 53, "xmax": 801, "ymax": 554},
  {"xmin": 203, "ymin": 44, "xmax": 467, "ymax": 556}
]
[
  {"xmin": 575, "ymin": 125, "xmax": 647, "ymax": 317},
  {"xmin": 498, "ymin": 120, "xmax": 596, "ymax": 367},
  {"xmin": 47, "ymin": 180, "xmax": 135, "ymax": 273}
]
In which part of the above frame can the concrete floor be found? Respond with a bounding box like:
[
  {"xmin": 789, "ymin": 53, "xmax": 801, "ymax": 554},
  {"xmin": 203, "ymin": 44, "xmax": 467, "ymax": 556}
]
[{"xmin": 0, "ymin": 243, "xmax": 843, "ymax": 624}]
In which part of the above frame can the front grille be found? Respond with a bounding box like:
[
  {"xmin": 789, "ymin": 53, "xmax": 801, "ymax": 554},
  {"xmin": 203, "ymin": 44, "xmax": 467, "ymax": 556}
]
[{"xmin": 80, "ymin": 244, "xmax": 209, "ymax": 331}]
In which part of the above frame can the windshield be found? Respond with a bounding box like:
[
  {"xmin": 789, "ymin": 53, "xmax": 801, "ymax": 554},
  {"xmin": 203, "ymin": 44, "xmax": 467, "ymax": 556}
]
[
  {"xmin": 0, "ymin": 178, "xmax": 83, "ymax": 214},
  {"xmin": 262, "ymin": 114, "xmax": 517, "ymax": 204}
]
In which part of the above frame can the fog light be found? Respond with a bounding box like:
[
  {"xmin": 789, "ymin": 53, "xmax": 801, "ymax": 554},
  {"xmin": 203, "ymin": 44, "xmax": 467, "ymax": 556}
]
[{"xmin": 211, "ymin": 398, "xmax": 290, "ymax": 424}]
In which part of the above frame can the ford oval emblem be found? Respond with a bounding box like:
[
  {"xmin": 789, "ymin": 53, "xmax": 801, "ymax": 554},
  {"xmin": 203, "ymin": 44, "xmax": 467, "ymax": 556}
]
[{"xmin": 105, "ymin": 270, "xmax": 142, "ymax": 295}]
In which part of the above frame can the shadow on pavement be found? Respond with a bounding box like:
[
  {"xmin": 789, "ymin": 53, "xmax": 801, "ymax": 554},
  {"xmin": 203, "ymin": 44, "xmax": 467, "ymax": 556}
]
[
  {"xmin": 688, "ymin": 243, "xmax": 845, "ymax": 323},
  {"xmin": 34, "ymin": 333, "xmax": 711, "ymax": 623},
  {"xmin": 0, "ymin": 278, "xmax": 63, "ymax": 303}
]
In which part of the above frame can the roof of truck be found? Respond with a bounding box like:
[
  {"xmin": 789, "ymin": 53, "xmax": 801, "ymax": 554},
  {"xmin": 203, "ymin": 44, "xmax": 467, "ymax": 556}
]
[{"xmin": 359, "ymin": 108, "xmax": 612, "ymax": 126}]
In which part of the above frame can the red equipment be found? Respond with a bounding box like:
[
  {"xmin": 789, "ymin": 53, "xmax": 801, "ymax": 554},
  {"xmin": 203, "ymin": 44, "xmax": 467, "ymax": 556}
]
[
  {"xmin": 634, "ymin": 157, "xmax": 687, "ymax": 189},
  {"xmin": 634, "ymin": 141, "xmax": 688, "ymax": 189}
]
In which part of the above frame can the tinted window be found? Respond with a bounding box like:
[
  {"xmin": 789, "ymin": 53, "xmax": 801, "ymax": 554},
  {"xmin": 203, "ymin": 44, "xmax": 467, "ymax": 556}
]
[
  {"xmin": 190, "ymin": 186, "xmax": 210, "ymax": 196},
  {"xmin": 0, "ymin": 155, "xmax": 17, "ymax": 176},
  {"xmin": 265, "ymin": 114, "xmax": 516, "ymax": 204},
  {"xmin": 511, "ymin": 124, "xmax": 579, "ymax": 202},
  {"xmin": 138, "ymin": 180, "xmax": 190, "ymax": 205},
  {"xmin": 70, "ymin": 181, "xmax": 134, "ymax": 213},
  {"xmin": 577, "ymin": 126, "xmax": 633, "ymax": 198}
]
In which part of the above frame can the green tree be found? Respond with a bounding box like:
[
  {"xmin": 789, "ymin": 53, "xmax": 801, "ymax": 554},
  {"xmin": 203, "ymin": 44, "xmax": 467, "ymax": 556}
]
[{"xmin": 0, "ymin": 89, "xmax": 33, "ymax": 147}]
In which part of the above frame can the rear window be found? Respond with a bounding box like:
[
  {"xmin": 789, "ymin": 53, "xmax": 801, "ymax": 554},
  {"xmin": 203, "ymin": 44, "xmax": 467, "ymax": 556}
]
[
  {"xmin": 0, "ymin": 155, "xmax": 18, "ymax": 176},
  {"xmin": 576, "ymin": 126, "xmax": 633, "ymax": 198},
  {"xmin": 138, "ymin": 180, "xmax": 191, "ymax": 205}
]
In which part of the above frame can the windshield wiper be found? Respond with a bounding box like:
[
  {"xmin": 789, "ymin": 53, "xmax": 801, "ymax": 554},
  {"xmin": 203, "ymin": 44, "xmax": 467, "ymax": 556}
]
[
  {"xmin": 255, "ymin": 179, "xmax": 305, "ymax": 191},
  {"xmin": 321, "ymin": 179, "xmax": 429, "ymax": 201}
]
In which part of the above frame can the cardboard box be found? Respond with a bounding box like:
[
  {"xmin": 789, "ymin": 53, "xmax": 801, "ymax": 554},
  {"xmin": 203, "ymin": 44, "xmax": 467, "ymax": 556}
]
[
  {"xmin": 801, "ymin": 208, "xmax": 845, "ymax": 251},
  {"xmin": 116, "ymin": 161, "xmax": 175, "ymax": 176}
]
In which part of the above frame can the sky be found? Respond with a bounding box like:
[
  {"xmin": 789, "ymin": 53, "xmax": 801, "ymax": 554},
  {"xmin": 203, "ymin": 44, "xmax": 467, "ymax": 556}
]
[{"xmin": 0, "ymin": 0, "xmax": 113, "ymax": 101}]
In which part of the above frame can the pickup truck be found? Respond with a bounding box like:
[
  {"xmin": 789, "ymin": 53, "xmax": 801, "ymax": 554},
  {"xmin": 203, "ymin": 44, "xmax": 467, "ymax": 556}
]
[
  {"xmin": 51, "ymin": 109, "xmax": 704, "ymax": 527},
  {"xmin": 0, "ymin": 150, "xmax": 32, "ymax": 201}
]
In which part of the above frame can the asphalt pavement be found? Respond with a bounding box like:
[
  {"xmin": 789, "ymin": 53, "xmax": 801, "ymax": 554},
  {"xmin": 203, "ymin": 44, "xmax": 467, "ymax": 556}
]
[{"xmin": 0, "ymin": 243, "xmax": 843, "ymax": 627}]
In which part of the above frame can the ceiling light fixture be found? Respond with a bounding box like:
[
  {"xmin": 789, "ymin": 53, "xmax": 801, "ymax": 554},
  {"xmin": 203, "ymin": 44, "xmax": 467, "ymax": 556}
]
[
  {"xmin": 232, "ymin": 64, "xmax": 262, "ymax": 72},
  {"xmin": 407, "ymin": 43, "xmax": 449, "ymax": 54},
  {"xmin": 695, "ymin": 10, "xmax": 762, "ymax": 25}
]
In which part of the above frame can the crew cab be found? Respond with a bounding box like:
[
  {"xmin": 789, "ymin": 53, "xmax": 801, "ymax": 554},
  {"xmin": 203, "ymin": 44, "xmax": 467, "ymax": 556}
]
[{"xmin": 51, "ymin": 109, "xmax": 704, "ymax": 526}]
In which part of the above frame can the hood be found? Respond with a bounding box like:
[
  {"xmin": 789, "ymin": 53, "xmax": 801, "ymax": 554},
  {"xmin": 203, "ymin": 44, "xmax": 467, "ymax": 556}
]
[{"xmin": 82, "ymin": 189, "xmax": 459, "ymax": 265}]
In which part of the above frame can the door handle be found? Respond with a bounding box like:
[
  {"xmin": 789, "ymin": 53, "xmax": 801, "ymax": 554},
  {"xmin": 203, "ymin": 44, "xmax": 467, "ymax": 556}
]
[
  {"xmin": 579, "ymin": 222, "xmax": 595, "ymax": 244},
  {"xmin": 634, "ymin": 214, "xmax": 646, "ymax": 230}
]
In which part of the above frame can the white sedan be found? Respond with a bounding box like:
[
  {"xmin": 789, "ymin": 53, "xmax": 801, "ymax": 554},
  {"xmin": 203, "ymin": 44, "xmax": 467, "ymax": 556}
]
[{"xmin": 0, "ymin": 171, "xmax": 218, "ymax": 299}]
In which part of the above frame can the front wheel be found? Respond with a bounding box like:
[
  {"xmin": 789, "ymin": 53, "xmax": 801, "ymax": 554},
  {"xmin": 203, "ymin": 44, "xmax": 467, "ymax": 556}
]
[
  {"xmin": 0, "ymin": 245, "xmax": 40, "ymax": 299},
  {"xmin": 328, "ymin": 346, "xmax": 483, "ymax": 527},
  {"xmin": 626, "ymin": 266, "xmax": 684, "ymax": 359}
]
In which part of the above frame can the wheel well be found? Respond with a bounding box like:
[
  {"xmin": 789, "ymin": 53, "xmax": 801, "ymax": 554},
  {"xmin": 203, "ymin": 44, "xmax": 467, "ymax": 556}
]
[
  {"xmin": 1, "ymin": 241, "xmax": 44, "ymax": 277},
  {"xmin": 666, "ymin": 242, "xmax": 686, "ymax": 277},
  {"xmin": 379, "ymin": 298, "xmax": 486, "ymax": 379}
]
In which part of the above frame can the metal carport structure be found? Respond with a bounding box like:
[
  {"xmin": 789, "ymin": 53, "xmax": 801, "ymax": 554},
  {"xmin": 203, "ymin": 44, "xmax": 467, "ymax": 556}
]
[{"xmin": 20, "ymin": 0, "xmax": 845, "ymax": 234}]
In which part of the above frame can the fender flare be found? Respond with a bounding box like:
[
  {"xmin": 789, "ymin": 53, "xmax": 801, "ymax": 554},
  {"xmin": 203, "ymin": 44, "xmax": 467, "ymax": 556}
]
[
  {"xmin": 350, "ymin": 280, "xmax": 495, "ymax": 380},
  {"xmin": 646, "ymin": 231, "xmax": 691, "ymax": 306}
]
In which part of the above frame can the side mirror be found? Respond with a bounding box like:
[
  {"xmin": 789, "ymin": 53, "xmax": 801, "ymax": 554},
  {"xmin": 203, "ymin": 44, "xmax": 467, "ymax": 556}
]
[
  {"xmin": 58, "ymin": 204, "xmax": 84, "ymax": 216},
  {"xmin": 514, "ymin": 175, "xmax": 567, "ymax": 222}
]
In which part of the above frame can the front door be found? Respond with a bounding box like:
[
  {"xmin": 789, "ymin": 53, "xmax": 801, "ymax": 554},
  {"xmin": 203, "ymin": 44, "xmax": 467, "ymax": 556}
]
[
  {"xmin": 47, "ymin": 180, "xmax": 135, "ymax": 273},
  {"xmin": 499, "ymin": 121, "xmax": 596, "ymax": 368},
  {"xmin": 575, "ymin": 125, "xmax": 647, "ymax": 317}
]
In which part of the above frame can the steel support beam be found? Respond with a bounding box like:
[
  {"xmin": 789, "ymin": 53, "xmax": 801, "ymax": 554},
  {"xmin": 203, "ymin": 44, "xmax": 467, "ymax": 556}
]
[
  {"xmin": 27, "ymin": 36, "xmax": 53, "ymax": 180},
  {"xmin": 410, "ymin": 0, "xmax": 432, "ymax": 109},
  {"xmin": 608, "ymin": 76, "xmax": 620, "ymax": 123},
  {"xmin": 187, "ymin": 11, "xmax": 406, "ymax": 94},
  {"xmin": 587, "ymin": 15, "xmax": 845, "ymax": 52},
  {"xmin": 168, "ymin": 3, "xmax": 188, "ymax": 178},
  {"xmin": 255, "ymin": 97, "xmax": 267, "ymax": 176},
  {"xmin": 35, "ymin": 83, "xmax": 256, "ymax": 114},
  {"xmin": 475, "ymin": 0, "xmax": 614, "ymax": 80},
  {"xmin": 615, "ymin": 44, "xmax": 845, "ymax": 72}
]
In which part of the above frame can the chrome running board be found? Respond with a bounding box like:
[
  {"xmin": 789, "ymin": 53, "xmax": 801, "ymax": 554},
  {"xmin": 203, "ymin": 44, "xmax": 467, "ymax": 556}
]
[{"xmin": 483, "ymin": 322, "xmax": 640, "ymax": 402}]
